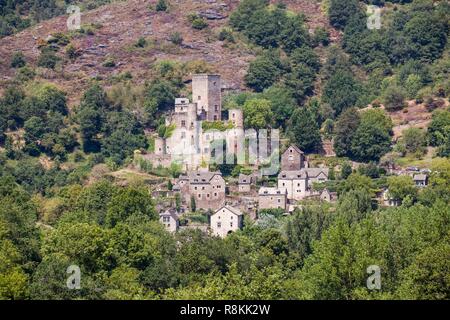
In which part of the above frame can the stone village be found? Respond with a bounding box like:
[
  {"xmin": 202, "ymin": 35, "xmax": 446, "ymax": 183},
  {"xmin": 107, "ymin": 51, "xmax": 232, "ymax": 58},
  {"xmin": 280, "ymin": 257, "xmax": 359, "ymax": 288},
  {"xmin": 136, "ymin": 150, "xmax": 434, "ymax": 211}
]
[{"xmin": 134, "ymin": 74, "xmax": 428, "ymax": 238}]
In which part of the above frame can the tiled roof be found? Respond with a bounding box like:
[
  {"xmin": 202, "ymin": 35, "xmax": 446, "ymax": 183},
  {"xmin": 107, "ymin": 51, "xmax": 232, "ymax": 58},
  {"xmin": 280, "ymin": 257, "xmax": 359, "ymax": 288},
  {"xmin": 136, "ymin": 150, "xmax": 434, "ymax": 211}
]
[
  {"xmin": 258, "ymin": 187, "xmax": 287, "ymax": 196},
  {"xmin": 214, "ymin": 205, "xmax": 243, "ymax": 216}
]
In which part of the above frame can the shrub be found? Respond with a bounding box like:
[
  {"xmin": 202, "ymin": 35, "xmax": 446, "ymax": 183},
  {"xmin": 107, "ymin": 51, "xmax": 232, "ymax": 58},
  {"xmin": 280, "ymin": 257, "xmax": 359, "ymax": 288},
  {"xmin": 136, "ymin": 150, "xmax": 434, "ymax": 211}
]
[
  {"xmin": 37, "ymin": 51, "xmax": 60, "ymax": 69},
  {"xmin": 11, "ymin": 52, "xmax": 26, "ymax": 68},
  {"xmin": 156, "ymin": 0, "xmax": 168, "ymax": 12},
  {"xmin": 135, "ymin": 37, "xmax": 147, "ymax": 48},
  {"xmin": 188, "ymin": 14, "xmax": 208, "ymax": 30},
  {"xmin": 169, "ymin": 32, "xmax": 183, "ymax": 45},
  {"xmin": 103, "ymin": 58, "xmax": 116, "ymax": 68},
  {"xmin": 383, "ymin": 85, "xmax": 406, "ymax": 111},
  {"xmin": 218, "ymin": 28, "xmax": 235, "ymax": 42}
]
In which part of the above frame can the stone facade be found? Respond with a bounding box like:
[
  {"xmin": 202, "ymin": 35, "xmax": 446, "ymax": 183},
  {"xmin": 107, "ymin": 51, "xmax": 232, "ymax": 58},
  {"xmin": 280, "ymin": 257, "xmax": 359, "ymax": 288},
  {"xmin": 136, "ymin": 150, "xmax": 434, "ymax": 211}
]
[
  {"xmin": 210, "ymin": 205, "xmax": 243, "ymax": 238},
  {"xmin": 258, "ymin": 187, "xmax": 287, "ymax": 210},
  {"xmin": 179, "ymin": 171, "xmax": 226, "ymax": 211},
  {"xmin": 192, "ymin": 74, "xmax": 222, "ymax": 121},
  {"xmin": 238, "ymin": 173, "xmax": 252, "ymax": 193},
  {"xmin": 278, "ymin": 168, "xmax": 329, "ymax": 202},
  {"xmin": 413, "ymin": 173, "xmax": 427, "ymax": 187},
  {"xmin": 281, "ymin": 145, "xmax": 307, "ymax": 171},
  {"xmin": 159, "ymin": 210, "xmax": 179, "ymax": 233},
  {"xmin": 320, "ymin": 188, "xmax": 338, "ymax": 203}
]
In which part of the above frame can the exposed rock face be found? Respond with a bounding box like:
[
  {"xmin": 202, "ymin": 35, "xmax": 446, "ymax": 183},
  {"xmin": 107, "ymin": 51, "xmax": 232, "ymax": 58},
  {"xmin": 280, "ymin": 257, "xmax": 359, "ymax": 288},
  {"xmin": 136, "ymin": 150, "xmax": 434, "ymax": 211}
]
[{"xmin": 198, "ymin": 9, "xmax": 228, "ymax": 20}]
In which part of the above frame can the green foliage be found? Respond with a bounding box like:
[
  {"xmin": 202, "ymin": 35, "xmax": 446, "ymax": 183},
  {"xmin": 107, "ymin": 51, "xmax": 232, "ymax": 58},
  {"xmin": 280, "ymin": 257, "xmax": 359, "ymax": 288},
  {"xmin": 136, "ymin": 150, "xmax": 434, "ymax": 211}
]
[
  {"xmin": 329, "ymin": 0, "xmax": 360, "ymax": 30},
  {"xmin": 169, "ymin": 32, "xmax": 183, "ymax": 45},
  {"xmin": 243, "ymin": 99, "xmax": 274, "ymax": 129},
  {"xmin": 245, "ymin": 50, "xmax": 285, "ymax": 92},
  {"xmin": 10, "ymin": 52, "xmax": 26, "ymax": 68},
  {"xmin": 288, "ymin": 107, "xmax": 322, "ymax": 153},
  {"xmin": 383, "ymin": 85, "xmax": 407, "ymax": 111},
  {"xmin": 156, "ymin": 0, "xmax": 168, "ymax": 12},
  {"xmin": 387, "ymin": 175, "xmax": 417, "ymax": 204},
  {"xmin": 397, "ymin": 127, "xmax": 427, "ymax": 156},
  {"xmin": 322, "ymin": 70, "xmax": 362, "ymax": 117},
  {"xmin": 188, "ymin": 14, "xmax": 208, "ymax": 30},
  {"xmin": 37, "ymin": 51, "xmax": 60, "ymax": 69},
  {"xmin": 333, "ymin": 107, "xmax": 361, "ymax": 158},
  {"xmin": 135, "ymin": 37, "xmax": 147, "ymax": 48},
  {"xmin": 427, "ymin": 108, "xmax": 450, "ymax": 148}
]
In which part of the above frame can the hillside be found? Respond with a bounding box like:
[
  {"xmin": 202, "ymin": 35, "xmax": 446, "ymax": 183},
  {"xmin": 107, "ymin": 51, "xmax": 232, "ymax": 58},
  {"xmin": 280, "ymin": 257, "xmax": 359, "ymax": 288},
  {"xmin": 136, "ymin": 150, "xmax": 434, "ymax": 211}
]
[{"xmin": 0, "ymin": 0, "xmax": 334, "ymax": 106}]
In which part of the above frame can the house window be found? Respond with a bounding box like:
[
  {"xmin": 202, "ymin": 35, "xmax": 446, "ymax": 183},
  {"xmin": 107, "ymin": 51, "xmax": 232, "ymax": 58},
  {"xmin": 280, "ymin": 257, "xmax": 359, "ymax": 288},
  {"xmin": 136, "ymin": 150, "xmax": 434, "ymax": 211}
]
[
  {"xmin": 181, "ymin": 132, "xmax": 186, "ymax": 139},
  {"xmin": 181, "ymin": 120, "xmax": 186, "ymax": 127},
  {"xmin": 289, "ymin": 155, "xmax": 294, "ymax": 161},
  {"xmin": 230, "ymin": 222, "xmax": 233, "ymax": 227},
  {"xmin": 198, "ymin": 194, "xmax": 201, "ymax": 198},
  {"xmin": 217, "ymin": 222, "xmax": 221, "ymax": 228},
  {"xmin": 214, "ymin": 105, "xmax": 218, "ymax": 111},
  {"xmin": 278, "ymin": 199, "xmax": 281, "ymax": 203},
  {"xmin": 214, "ymin": 193, "xmax": 217, "ymax": 197},
  {"xmin": 198, "ymin": 96, "xmax": 201, "ymax": 100},
  {"xmin": 167, "ymin": 224, "xmax": 170, "ymax": 228}
]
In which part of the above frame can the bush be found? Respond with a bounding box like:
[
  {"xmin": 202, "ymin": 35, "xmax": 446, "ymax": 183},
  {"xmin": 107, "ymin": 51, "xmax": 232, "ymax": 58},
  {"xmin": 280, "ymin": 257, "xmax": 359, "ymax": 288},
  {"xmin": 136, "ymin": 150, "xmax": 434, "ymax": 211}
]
[
  {"xmin": 169, "ymin": 32, "xmax": 183, "ymax": 45},
  {"xmin": 188, "ymin": 14, "xmax": 208, "ymax": 30},
  {"xmin": 11, "ymin": 52, "xmax": 26, "ymax": 68},
  {"xmin": 102, "ymin": 58, "xmax": 116, "ymax": 68},
  {"xmin": 37, "ymin": 51, "xmax": 60, "ymax": 69},
  {"xmin": 218, "ymin": 28, "xmax": 235, "ymax": 42},
  {"xmin": 135, "ymin": 37, "xmax": 147, "ymax": 48},
  {"xmin": 156, "ymin": 0, "xmax": 168, "ymax": 12},
  {"xmin": 383, "ymin": 86, "xmax": 406, "ymax": 111}
]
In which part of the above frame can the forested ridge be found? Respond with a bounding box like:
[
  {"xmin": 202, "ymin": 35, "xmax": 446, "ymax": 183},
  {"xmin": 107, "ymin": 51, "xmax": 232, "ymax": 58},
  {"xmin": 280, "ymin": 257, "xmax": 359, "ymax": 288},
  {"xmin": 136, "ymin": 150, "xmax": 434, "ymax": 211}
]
[{"xmin": 0, "ymin": 0, "xmax": 449, "ymax": 300}]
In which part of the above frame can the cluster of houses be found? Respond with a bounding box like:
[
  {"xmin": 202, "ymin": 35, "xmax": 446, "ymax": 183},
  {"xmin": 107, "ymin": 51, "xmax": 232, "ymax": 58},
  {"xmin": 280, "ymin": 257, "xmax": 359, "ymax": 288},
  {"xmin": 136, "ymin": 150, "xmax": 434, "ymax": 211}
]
[
  {"xmin": 143, "ymin": 73, "xmax": 428, "ymax": 237},
  {"xmin": 157, "ymin": 144, "xmax": 335, "ymax": 237}
]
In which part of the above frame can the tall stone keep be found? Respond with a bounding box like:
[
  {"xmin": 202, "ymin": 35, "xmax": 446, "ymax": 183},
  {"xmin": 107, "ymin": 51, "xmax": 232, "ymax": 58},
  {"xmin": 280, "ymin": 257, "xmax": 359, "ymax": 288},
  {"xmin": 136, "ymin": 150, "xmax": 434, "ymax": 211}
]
[{"xmin": 192, "ymin": 74, "xmax": 221, "ymax": 121}]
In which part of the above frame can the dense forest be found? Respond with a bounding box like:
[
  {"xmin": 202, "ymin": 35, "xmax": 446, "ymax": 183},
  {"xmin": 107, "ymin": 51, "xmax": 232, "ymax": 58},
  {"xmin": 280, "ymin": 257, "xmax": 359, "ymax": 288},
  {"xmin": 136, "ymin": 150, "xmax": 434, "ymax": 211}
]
[{"xmin": 0, "ymin": 0, "xmax": 449, "ymax": 300}]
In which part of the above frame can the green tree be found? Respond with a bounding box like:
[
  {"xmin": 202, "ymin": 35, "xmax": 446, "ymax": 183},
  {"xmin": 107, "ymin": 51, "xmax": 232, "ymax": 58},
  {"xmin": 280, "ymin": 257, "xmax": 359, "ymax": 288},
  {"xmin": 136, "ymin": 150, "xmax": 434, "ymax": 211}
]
[
  {"xmin": 322, "ymin": 70, "xmax": 361, "ymax": 117},
  {"xmin": 106, "ymin": 186, "xmax": 157, "ymax": 227},
  {"xmin": 261, "ymin": 86, "xmax": 297, "ymax": 128},
  {"xmin": 243, "ymin": 99, "xmax": 274, "ymax": 129},
  {"xmin": 288, "ymin": 107, "xmax": 321, "ymax": 153},
  {"xmin": 333, "ymin": 107, "xmax": 361, "ymax": 157},
  {"xmin": 156, "ymin": 0, "xmax": 168, "ymax": 12},
  {"xmin": 245, "ymin": 50, "xmax": 285, "ymax": 92},
  {"xmin": 10, "ymin": 52, "xmax": 26, "ymax": 68},
  {"xmin": 387, "ymin": 175, "xmax": 417, "ymax": 204},
  {"xmin": 351, "ymin": 109, "xmax": 393, "ymax": 162},
  {"xmin": 383, "ymin": 85, "xmax": 406, "ymax": 111}
]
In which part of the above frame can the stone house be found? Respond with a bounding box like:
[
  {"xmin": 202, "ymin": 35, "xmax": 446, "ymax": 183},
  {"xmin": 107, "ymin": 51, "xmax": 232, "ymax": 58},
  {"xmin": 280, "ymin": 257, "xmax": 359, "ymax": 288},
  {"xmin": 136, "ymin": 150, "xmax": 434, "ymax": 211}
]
[
  {"xmin": 320, "ymin": 188, "xmax": 338, "ymax": 203},
  {"xmin": 178, "ymin": 171, "xmax": 226, "ymax": 211},
  {"xmin": 258, "ymin": 187, "xmax": 287, "ymax": 210},
  {"xmin": 159, "ymin": 209, "xmax": 179, "ymax": 232},
  {"xmin": 210, "ymin": 205, "xmax": 244, "ymax": 238},
  {"xmin": 413, "ymin": 174, "xmax": 428, "ymax": 187},
  {"xmin": 238, "ymin": 173, "xmax": 252, "ymax": 193},
  {"xmin": 278, "ymin": 168, "xmax": 329, "ymax": 201},
  {"xmin": 281, "ymin": 145, "xmax": 308, "ymax": 171}
]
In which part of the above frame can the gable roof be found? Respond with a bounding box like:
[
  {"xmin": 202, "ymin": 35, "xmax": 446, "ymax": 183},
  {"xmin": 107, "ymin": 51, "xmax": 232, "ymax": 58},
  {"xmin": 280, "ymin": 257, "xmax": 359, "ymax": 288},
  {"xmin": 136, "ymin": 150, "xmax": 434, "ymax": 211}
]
[
  {"xmin": 413, "ymin": 173, "xmax": 427, "ymax": 181},
  {"xmin": 214, "ymin": 205, "xmax": 243, "ymax": 217},
  {"xmin": 304, "ymin": 168, "xmax": 329, "ymax": 178},
  {"xmin": 181, "ymin": 171, "xmax": 223, "ymax": 184},
  {"xmin": 283, "ymin": 145, "xmax": 304, "ymax": 156},
  {"xmin": 278, "ymin": 170, "xmax": 307, "ymax": 179},
  {"xmin": 159, "ymin": 209, "xmax": 179, "ymax": 221},
  {"xmin": 278, "ymin": 168, "xmax": 329, "ymax": 179},
  {"xmin": 238, "ymin": 173, "xmax": 252, "ymax": 184},
  {"xmin": 258, "ymin": 187, "xmax": 287, "ymax": 196}
]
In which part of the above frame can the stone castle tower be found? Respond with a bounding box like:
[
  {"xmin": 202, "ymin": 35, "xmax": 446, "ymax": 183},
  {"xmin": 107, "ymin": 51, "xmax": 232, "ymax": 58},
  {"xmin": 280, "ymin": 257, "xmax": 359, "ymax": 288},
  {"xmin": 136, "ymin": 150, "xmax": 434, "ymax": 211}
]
[{"xmin": 192, "ymin": 74, "xmax": 222, "ymax": 121}]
